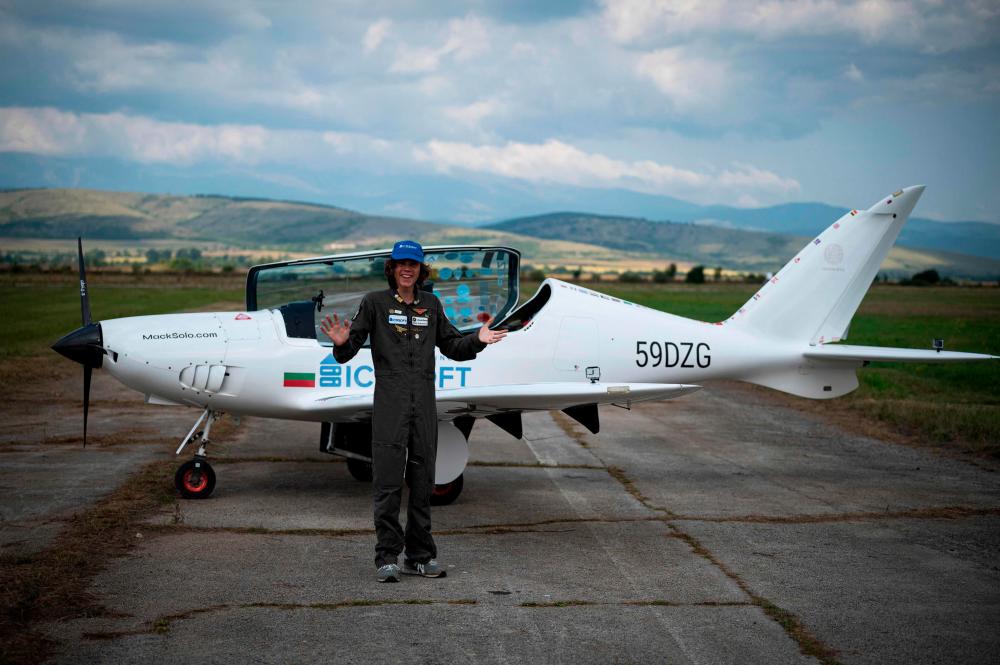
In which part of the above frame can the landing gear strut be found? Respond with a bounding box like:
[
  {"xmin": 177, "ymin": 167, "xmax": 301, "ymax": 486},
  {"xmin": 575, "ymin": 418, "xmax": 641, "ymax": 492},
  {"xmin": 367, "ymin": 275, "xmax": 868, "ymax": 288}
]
[{"xmin": 174, "ymin": 408, "xmax": 219, "ymax": 500}]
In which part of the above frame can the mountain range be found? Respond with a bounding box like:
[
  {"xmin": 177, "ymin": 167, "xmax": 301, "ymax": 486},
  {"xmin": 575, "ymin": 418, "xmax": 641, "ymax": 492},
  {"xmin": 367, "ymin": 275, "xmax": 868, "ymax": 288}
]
[{"xmin": 1, "ymin": 188, "xmax": 998, "ymax": 279}]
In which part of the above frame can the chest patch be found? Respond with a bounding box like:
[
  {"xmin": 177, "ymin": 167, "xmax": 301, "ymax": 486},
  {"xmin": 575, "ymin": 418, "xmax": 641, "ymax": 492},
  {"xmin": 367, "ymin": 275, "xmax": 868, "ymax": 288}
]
[
  {"xmin": 388, "ymin": 314, "xmax": 407, "ymax": 325},
  {"xmin": 411, "ymin": 316, "xmax": 428, "ymax": 327},
  {"xmin": 413, "ymin": 308, "xmax": 428, "ymax": 316}
]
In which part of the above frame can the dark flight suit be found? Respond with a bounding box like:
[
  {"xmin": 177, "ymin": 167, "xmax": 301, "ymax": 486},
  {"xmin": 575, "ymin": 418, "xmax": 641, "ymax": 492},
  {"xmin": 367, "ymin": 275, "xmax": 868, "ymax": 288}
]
[{"xmin": 333, "ymin": 288, "xmax": 486, "ymax": 567}]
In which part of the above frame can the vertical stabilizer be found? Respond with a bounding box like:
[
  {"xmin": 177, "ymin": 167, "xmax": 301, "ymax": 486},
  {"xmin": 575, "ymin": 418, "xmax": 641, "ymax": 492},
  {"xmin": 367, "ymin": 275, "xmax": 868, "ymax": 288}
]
[{"xmin": 728, "ymin": 186, "xmax": 925, "ymax": 344}]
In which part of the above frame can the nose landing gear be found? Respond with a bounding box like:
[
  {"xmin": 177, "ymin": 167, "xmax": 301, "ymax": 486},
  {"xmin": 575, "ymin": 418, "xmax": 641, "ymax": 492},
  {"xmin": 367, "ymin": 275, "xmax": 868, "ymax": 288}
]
[
  {"xmin": 175, "ymin": 457, "xmax": 216, "ymax": 499},
  {"xmin": 174, "ymin": 408, "xmax": 220, "ymax": 500}
]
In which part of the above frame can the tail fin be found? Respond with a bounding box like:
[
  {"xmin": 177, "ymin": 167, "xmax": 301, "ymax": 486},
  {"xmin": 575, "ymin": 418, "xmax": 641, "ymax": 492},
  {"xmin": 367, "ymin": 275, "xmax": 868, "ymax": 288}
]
[{"xmin": 728, "ymin": 185, "xmax": 925, "ymax": 344}]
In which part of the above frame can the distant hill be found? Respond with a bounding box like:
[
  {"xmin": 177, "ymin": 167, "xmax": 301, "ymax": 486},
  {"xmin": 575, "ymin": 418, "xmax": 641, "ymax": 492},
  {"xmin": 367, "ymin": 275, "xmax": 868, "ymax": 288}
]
[
  {"xmin": 2, "ymin": 188, "xmax": 998, "ymax": 279},
  {"xmin": 0, "ymin": 188, "xmax": 652, "ymax": 272},
  {"xmin": 0, "ymin": 188, "xmax": 441, "ymax": 247},
  {"xmin": 488, "ymin": 212, "xmax": 1000, "ymax": 279},
  {"xmin": 490, "ymin": 212, "xmax": 800, "ymax": 263},
  {"xmin": 688, "ymin": 202, "xmax": 1000, "ymax": 260}
]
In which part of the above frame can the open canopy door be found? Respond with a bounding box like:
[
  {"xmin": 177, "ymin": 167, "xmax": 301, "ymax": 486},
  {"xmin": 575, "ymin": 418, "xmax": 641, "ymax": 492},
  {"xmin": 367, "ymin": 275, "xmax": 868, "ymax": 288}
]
[{"xmin": 247, "ymin": 246, "xmax": 521, "ymax": 343}]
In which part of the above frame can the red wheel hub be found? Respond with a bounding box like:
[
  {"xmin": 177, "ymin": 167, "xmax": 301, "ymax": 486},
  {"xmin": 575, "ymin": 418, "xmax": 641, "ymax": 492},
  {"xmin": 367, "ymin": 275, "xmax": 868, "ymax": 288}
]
[{"xmin": 183, "ymin": 469, "xmax": 208, "ymax": 493}]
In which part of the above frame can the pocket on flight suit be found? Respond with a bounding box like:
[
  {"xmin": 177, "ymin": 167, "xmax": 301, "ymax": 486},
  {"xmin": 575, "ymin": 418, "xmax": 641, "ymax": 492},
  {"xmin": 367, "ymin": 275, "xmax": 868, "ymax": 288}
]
[{"xmin": 372, "ymin": 439, "xmax": 406, "ymax": 488}]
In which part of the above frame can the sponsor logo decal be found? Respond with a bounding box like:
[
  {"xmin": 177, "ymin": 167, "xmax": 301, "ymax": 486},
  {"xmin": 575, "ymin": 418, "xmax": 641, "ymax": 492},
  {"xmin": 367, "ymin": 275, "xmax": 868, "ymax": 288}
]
[
  {"xmin": 283, "ymin": 372, "xmax": 316, "ymax": 388},
  {"xmin": 824, "ymin": 243, "xmax": 844, "ymax": 265},
  {"xmin": 319, "ymin": 354, "xmax": 472, "ymax": 389},
  {"xmin": 235, "ymin": 313, "xmax": 252, "ymax": 320},
  {"xmin": 320, "ymin": 354, "xmax": 373, "ymax": 388},
  {"xmin": 412, "ymin": 316, "xmax": 428, "ymax": 327},
  {"xmin": 142, "ymin": 331, "xmax": 219, "ymax": 341},
  {"xmin": 388, "ymin": 314, "xmax": 407, "ymax": 325}
]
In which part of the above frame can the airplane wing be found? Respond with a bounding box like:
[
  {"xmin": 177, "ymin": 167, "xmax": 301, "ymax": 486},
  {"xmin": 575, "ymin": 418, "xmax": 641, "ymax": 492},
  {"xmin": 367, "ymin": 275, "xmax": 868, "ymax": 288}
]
[
  {"xmin": 803, "ymin": 344, "xmax": 997, "ymax": 363},
  {"xmin": 315, "ymin": 382, "xmax": 700, "ymax": 421}
]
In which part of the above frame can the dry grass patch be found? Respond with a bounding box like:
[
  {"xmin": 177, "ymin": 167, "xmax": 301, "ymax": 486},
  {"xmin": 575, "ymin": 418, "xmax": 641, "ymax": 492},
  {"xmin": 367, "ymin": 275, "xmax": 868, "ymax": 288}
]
[{"xmin": 0, "ymin": 459, "xmax": 177, "ymax": 664}]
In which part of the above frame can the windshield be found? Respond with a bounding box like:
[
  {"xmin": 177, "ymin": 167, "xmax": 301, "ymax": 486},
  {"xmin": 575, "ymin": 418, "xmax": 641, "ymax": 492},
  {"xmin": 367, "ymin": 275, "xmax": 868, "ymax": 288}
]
[{"xmin": 248, "ymin": 247, "xmax": 520, "ymax": 343}]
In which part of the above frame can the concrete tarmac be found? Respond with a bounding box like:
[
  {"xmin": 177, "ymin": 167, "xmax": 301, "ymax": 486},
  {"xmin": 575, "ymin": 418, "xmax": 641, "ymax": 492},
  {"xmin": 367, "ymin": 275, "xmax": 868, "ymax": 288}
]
[{"xmin": 4, "ymin": 375, "xmax": 999, "ymax": 664}]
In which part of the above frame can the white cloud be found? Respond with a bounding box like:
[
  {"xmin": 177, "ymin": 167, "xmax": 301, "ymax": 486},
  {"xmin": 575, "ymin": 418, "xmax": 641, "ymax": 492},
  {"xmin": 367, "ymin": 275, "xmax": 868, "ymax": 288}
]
[
  {"xmin": 845, "ymin": 63, "xmax": 864, "ymax": 82},
  {"xmin": 389, "ymin": 14, "xmax": 490, "ymax": 73},
  {"xmin": 0, "ymin": 107, "xmax": 392, "ymax": 166},
  {"xmin": 636, "ymin": 48, "xmax": 731, "ymax": 113},
  {"xmin": 363, "ymin": 18, "xmax": 392, "ymax": 54},
  {"xmin": 443, "ymin": 99, "xmax": 500, "ymax": 127},
  {"xmin": 413, "ymin": 138, "xmax": 799, "ymax": 203},
  {"xmin": 1, "ymin": 107, "xmax": 800, "ymax": 204},
  {"xmin": 601, "ymin": 0, "xmax": 998, "ymax": 52}
]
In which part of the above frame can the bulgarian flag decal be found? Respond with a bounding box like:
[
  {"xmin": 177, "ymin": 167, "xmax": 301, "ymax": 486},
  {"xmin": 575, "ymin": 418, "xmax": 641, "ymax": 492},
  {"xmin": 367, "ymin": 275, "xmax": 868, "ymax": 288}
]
[{"xmin": 283, "ymin": 372, "xmax": 316, "ymax": 388}]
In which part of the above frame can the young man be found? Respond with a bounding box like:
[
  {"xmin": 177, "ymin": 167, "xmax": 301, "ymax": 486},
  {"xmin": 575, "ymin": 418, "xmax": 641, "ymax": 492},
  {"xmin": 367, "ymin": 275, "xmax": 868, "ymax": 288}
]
[{"xmin": 321, "ymin": 240, "xmax": 506, "ymax": 583}]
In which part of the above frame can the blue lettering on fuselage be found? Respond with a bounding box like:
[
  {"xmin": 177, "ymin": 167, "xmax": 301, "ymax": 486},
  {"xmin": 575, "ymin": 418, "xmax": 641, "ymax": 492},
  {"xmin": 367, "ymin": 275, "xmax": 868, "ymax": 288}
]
[{"xmin": 319, "ymin": 354, "xmax": 470, "ymax": 388}]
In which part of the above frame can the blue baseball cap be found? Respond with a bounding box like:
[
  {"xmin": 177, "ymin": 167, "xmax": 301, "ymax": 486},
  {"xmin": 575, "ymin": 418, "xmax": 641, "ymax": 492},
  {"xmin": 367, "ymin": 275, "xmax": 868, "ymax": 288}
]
[{"xmin": 391, "ymin": 240, "xmax": 424, "ymax": 262}]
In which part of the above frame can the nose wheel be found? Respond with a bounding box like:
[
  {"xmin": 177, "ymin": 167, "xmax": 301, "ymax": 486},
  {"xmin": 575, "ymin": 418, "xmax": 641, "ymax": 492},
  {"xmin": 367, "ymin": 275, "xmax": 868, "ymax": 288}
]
[
  {"xmin": 175, "ymin": 458, "xmax": 216, "ymax": 499},
  {"xmin": 174, "ymin": 409, "xmax": 222, "ymax": 500}
]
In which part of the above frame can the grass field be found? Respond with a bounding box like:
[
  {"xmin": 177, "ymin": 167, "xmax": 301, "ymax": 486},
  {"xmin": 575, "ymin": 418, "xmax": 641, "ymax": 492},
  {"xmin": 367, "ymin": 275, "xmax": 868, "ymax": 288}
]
[
  {"xmin": 3, "ymin": 274, "xmax": 997, "ymax": 459},
  {"xmin": 0, "ymin": 273, "xmax": 244, "ymax": 358}
]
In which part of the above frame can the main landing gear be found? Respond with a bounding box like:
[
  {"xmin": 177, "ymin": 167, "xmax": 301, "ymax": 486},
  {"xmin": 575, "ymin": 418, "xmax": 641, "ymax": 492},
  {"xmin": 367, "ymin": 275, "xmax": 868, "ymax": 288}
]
[
  {"xmin": 321, "ymin": 421, "xmax": 467, "ymax": 505},
  {"xmin": 174, "ymin": 408, "xmax": 219, "ymax": 500},
  {"xmin": 342, "ymin": 456, "xmax": 461, "ymax": 504}
]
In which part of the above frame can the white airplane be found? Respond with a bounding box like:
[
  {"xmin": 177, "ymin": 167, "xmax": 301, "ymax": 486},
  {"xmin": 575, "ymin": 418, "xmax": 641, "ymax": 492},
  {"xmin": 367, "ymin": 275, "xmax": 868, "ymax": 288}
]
[{"xmin": 52, "ymin": 186, "xmax": 995, "ymax": 503}]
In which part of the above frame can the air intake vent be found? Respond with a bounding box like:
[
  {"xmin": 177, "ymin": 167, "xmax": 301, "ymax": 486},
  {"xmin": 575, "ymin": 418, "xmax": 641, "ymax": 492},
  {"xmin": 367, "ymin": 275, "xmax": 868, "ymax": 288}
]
[{"xmin": 179, "ymin": 364, "xmax": 229, "ymax": 393}]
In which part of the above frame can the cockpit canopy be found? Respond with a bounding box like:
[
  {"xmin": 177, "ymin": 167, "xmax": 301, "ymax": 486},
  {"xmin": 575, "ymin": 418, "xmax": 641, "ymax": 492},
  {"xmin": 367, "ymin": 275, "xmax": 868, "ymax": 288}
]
[{"xmin": 247, "ymin": 246, "xmax": 521, "ymax": 344}]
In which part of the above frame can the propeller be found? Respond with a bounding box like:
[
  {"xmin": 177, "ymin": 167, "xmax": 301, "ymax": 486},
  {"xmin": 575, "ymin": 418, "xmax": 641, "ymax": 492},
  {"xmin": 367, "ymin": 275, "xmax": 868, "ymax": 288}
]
[{"xmin": 51, "ymin": 238, "xmax": 104, "ymax": 446}]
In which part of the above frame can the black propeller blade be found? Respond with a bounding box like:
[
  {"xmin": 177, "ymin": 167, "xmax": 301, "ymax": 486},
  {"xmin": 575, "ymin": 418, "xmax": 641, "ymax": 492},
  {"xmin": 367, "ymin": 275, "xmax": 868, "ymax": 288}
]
[
  {"xmin": 51, "ymin": 237, "xmax": 103, "ymax": 446},
  {"xmin": 78, "ymin": 237, "xmax": 92, "ymax": 326},
  {"xmin": 83, "ymin": 365, "xmax": 92, "ymax": 446}
]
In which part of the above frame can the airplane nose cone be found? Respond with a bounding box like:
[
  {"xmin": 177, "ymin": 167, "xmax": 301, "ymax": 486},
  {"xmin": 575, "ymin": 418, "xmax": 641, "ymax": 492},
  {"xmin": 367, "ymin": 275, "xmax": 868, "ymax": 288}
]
[{"xmin": 52, "ymin": 322, "xmax": 104, "ymax": 368}]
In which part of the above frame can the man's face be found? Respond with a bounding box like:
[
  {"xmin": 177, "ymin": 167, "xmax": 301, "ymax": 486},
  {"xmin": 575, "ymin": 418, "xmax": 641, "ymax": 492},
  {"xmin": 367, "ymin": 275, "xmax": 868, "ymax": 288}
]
[{"xmin": 394, "ymin": 259, "xmax": 420, "ymax": 290}]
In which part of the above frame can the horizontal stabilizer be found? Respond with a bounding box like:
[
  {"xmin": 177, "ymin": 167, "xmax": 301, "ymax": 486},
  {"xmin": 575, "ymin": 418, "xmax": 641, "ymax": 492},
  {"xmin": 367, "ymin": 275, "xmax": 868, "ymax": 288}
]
[{"xmin": 803, "ymin": 345, "xmax": 997, "ymax": 364}]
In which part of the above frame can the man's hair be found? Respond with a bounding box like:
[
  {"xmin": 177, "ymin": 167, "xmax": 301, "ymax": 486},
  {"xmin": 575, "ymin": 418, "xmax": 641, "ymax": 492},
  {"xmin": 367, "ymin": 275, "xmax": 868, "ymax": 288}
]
[{"xmin": 385, "ymin": 258, "xmax": 431, "ymax": 290}]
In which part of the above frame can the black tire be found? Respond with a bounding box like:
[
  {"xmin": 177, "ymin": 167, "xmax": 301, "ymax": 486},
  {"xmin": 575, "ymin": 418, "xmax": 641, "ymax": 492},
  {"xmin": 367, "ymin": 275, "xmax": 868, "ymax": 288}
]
[
  {"xmin": 430, "ymin": 473, "xmax": 463, "ymax": 506},
  {"xmin": 175, "ymin": 458, "xmax": 216, "ymax": 500},
  {"xmin": 346, "ymin": 458, "xmax": 373, "ymax": 482}
]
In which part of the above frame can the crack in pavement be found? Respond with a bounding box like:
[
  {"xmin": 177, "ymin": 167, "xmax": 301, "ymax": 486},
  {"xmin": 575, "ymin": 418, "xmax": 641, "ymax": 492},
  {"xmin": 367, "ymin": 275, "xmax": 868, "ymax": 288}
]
[
  {"xmin": 143, "ymin": 502, "xmax": 1000, "ymax": 544},
  {"xmin": 81, "ymin": 597, "xmax": 760, "ymax": 642},
  {"xmin": 520, "ymin": 600, "xmax": 751, "ymax": 608},
  {"xmin": 82, "ymin": 599, "xmax": 480, "ymax": 640}
]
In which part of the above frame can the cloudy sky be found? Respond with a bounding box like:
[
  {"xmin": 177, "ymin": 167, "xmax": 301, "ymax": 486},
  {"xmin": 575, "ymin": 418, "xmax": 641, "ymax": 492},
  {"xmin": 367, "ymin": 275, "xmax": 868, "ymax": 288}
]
[{"xmin": 0, "ymin": 0, "xmax": 998, "ymax": 222}]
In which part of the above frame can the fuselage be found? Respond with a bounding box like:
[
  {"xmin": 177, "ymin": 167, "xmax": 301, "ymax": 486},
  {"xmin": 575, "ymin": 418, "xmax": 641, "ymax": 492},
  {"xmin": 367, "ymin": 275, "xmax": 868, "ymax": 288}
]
[{"xmin": 98, "ymin": 278, "xmax": 804, "ymax": 422}]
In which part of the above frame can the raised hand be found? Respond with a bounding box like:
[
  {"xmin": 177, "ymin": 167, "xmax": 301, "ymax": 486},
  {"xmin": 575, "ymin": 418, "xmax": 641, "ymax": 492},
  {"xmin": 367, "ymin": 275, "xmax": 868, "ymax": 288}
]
[
  {"xmin": 477, "ymin": 316, "xmax": 508, "ymax": 345},
  {"xmin": 320, "ymin": 313, "xmax": 351, "ymax": 346}
]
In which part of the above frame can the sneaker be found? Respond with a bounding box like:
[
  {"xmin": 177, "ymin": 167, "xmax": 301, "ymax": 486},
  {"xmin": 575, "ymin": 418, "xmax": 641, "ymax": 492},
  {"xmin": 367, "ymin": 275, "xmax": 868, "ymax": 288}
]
[
  {"xmin": 401, "ymin": 558, "xmax": 447, "ymax": 578},
  {"xmin": 376, "ymin": 563, "xmax": 400, "ymax": 583}
]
